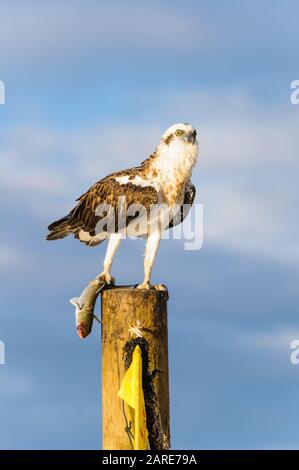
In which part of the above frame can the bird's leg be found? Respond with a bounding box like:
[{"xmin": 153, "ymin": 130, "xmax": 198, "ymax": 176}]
[
  {"xmin": 97, "ymin": 233, "xmax": 122, "ymax": 285},
  {"xmin": 137, "ymin": 229, "xmax": 161, "ymax": 289}
]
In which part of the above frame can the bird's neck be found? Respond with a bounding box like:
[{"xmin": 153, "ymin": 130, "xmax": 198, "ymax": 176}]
[{"xmin": 151, "ymin": 141, "xmax": 198, "ymax": 205}]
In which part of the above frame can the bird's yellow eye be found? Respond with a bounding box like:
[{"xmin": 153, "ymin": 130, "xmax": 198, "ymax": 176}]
[{"xmin": 175, "ymin": 129, "xmax": 184, "ymax": 137}]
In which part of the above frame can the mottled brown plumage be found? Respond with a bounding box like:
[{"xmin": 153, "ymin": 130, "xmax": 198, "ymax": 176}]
[
  {"xmin": 47, "ymin": 122, "xmax": 198, "ymax": 288},
  {"xmin": 47, "ymin": 166, "xmax": 159, "ymax": 242},
  {"xmin": 47, "ymin": 166, "xmax": 195, "ymax": 242},
  {"xmin": 168, "ymin": 183, "xmax": 196, "ymax": 228}
]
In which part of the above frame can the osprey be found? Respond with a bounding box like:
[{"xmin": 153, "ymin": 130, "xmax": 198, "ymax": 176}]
[{"xmin": 47, "ymin": 123, "xmax": 198, "ymax": 289}]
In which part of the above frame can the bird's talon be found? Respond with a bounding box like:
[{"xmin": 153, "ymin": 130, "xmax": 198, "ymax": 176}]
[
  {"xmin": 96, "ymin": 272, "xmax": 115, "ymax": 285},
  {"xmin": 136, "ymin": 282, "xmax": 151, "ymax": 290},
  {"xmin": 136, "ymin": 283, "xmax": 168, "ymax": 292}
]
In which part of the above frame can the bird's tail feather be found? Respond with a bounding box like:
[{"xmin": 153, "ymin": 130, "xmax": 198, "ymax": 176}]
[{"xmin": 47, "ymin": 215, "xmax": 73, "ymax": 240}]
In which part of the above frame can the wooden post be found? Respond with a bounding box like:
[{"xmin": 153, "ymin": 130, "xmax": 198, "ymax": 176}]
[{"xmin": 101, "ymin": 286, "xmax": 170, "ymax": 450}]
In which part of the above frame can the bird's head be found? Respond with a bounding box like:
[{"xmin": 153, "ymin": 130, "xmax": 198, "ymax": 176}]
[{"xmin": 161, "ymin": 122, "xmax": 197, "ymax": 147}]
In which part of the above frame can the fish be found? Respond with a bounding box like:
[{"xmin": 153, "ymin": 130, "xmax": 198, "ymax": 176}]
[{"xmin": 70, "ymin": 279, "xmax": 105, "ymax": 338}]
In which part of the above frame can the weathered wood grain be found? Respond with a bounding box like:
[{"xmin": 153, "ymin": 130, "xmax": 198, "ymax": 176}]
[{"xmin": 101, "ymin": 286, "xmax": 170, "ymax": 450}]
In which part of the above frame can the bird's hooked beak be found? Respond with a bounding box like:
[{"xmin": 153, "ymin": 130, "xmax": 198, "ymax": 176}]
[{"xmin": 185, "ymin": 130, "xmax": 197, "ymax": 144}]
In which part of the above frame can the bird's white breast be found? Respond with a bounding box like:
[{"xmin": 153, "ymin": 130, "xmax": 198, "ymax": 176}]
[{"xmin": 153, "ymin": 140, "xmax": 198, "ymax": 206}]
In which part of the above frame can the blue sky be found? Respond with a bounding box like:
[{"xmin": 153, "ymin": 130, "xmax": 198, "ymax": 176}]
[{"xmin": 0, "ymin": 0, "xmax": 299, "ymax": 449}]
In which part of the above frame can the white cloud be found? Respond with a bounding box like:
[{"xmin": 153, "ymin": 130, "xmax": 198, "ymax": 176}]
[
  {"xmin": 0, "ymin": 123, "xmax": 156, "ymax": 194},
  {"xmin": 249, "ymin": 330, "xmax": 299, "ymax": 352},
  {"xmin": 202, "ymin": 181, "xmax": 299, "ymax": 265},
  {"xmin": 0, "ymin": 2, "xmax": 199, "ymax": 66},
  {"xmin": 0, "ymin": 1, "xmax": 297, "ymax": 70}
]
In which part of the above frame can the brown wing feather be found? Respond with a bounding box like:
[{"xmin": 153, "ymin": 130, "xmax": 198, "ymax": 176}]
[
  {"xmin": 168, "ymin": 183, "xmax": 196, "ymax": 229},
  {"xmin": 47, "ymin": 169, "xmax": 158, "ymax": 241}
]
